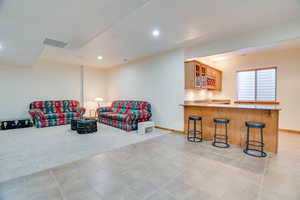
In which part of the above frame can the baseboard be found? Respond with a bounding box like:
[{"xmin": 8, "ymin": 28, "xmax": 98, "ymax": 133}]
[
  {"xmin": 155, "ymin": 126, "xmax": 185, "ymax": 134},
  {"xmin": 279, "ymin": 128, "xmax": 300, "ymax": 134}
]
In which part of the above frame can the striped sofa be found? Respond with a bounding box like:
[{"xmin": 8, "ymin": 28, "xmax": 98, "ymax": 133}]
[
  {"xmin": 29, "ymin": 100, "xmax": 85, "ymax": 128},
  {"xmin": 97, "ymin": 100, "xmax": 152, "ymax": 131}
]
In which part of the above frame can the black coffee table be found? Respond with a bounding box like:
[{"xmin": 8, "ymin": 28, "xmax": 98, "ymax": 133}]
[
  {"xmin": 71, "ymin": 118, "xmax": 79, "ymax": 130},
  {"xmin": 71, "ymin": 118, "xmax": 97, "ymax": 134}
]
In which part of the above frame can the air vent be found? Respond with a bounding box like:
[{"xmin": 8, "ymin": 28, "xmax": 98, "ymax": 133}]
[{"xmin": 43, "ymin": 38, "xmax": 68, "ymax": 48}]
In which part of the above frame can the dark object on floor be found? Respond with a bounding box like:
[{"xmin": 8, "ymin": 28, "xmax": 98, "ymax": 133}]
[
  {"xmin": 0, "ymin": 119, "xmax": 33, "ymax": 130},
  {"xmin": 77, "ymin": 118, "xmax": 97, "ymax": 134},
  {"xmin": 71, "ymin": 118, "xmax": 78, "ymax": 130},
  {"xmin": 244, "ymin": 121, "xmax": 267, "ymax": 158},
  {"xmin": 187, "ymin": 115, "xmax": 203, "ymax": 142}
]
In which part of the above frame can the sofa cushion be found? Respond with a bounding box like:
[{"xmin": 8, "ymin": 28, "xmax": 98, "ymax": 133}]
[
  {"xmin": 111, "ymin": 108, "xmax": 128, "ymax": 114},
  {"xmin": 30, "ymin": 100, "xmax": 80, "ymax": 114},
  {"xmin": 99, "ymin": 112, "xmax": 129, "ymax": 121},
  {"xmin": 44, "ymin": 112, "xmax": 80, "ymax": 120},
  {"xmin": 111, "ymin": 101, "xmax": 151, "ymax": 113}
]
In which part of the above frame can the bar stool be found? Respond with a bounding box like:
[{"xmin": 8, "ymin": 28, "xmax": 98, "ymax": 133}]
[
  {"xmin": 187, "ymin": 116, "xmax": 203, "ymax": 142},
  {"xmin": 212, "ymin": 118, "xmax": 230, "ymax": 148},
  {"xmin": 244, "ymin": 122, "xmax": 267, "ymax": 158}
]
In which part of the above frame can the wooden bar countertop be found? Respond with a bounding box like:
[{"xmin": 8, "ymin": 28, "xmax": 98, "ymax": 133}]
[
  {"xmin": 181, "ymin": 103, "xmax": 280, "ymax": 153},
  {"xmin": 181, "ymin": 103, "xmax": 281, "ymax": 110}
]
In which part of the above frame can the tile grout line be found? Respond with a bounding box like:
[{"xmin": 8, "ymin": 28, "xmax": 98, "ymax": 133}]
[
  {"xmin": 49, "ymin": 170, "xmax": 67, "ymax": 200},
  {"xmin": 74, "ymin": 161, "xmax": 105, "ymax": 200},
  {"xmin": 257, "ymin": 154, "xmax": 272, "ymax": 200}
]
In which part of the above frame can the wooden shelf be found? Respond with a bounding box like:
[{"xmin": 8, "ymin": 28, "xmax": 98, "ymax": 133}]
[{"xmin": 185, "ymin": 60, "xmax": 222, "ymax": 91}]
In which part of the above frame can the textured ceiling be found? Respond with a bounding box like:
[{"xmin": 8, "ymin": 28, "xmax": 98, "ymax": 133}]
[{"xmin": 0, "ymin": 0, "xmax": 300, "ymax": 68}]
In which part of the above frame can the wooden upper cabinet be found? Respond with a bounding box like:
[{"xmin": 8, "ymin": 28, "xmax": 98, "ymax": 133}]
[
  {"xmin": 184, "ymin": 60, "xmax": 222, "ymax": 91},
  {"xmin": 184, "ymin": 61, "xmax": 195, "ymax": 89}
]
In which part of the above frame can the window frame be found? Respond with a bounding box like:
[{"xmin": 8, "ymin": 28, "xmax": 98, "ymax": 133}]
[{"xmin": 235, "ymin": 66, "xmax": 278, "ymax": 104}]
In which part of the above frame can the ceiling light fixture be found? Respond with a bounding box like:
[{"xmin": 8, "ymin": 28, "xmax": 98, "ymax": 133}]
[
  {"xmin": 152, "ymin": 30, "xmax": 160, "ymax": 37},
  {"xmin": 97, "ymin": 56, "xmax": 103, "ymax": 60}
]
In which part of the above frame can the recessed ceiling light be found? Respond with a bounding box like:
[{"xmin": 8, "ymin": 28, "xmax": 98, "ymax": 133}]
[
  {"xmin": 97, "ymin": 56, "xmax": 103, "ymax": 60},
  {"xmin": 152, "ymin": 30, "xmax": 160, "ymax": 37}
]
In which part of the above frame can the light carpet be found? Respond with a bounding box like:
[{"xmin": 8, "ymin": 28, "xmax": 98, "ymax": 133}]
[{"xmin": 0, "ymin": 123, "xmax": 168, "ymax": 183}]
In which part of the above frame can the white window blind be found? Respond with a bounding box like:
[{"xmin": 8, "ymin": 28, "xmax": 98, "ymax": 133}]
[
  {"xmin": 257, "ymin": 69, "xmax": 276, "ymax": 101},
  {"xmin": 237, "ymin": 68, "xmax": 277, "ymax": 101},
  {"xmin": 237, "ymin": 71, "xmax": 255, "ymax": 101}
]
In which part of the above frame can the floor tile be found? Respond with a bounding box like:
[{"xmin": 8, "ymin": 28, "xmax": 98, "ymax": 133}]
[{"xmin": 144, "ymin": 189, "xmax": 177, "ymax": 200}]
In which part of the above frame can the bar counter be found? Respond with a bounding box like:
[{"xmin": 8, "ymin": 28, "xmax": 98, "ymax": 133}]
[{"xmin": 181, "ymin": 103, "xmax": 281, "ymax": 153}]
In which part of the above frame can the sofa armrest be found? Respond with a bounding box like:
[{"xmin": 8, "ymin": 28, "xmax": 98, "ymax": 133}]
[
  {"xmin": 128, "ymin": 110, "xmax": 151, "ymax": 121},
  {"xmin": 28, "ymin": 109, "xmax": 45, "ymax": 120},
  {"xmin": 75, "ymin": 107, "xmax": 86, "ymax": 116},
  {"xmin": 97, "ymin": 106, "xmax": 111, "ymax": 114}
]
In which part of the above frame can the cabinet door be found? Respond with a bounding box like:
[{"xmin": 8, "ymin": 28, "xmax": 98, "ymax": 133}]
[
  {"xmin": 206, "ymin": 65, "xmax": 216, "ymax": 89},
  {"xmin": 195, "ymin": 64, "xmax": 202, "ymax": 88},
  {"xmin": 185, "ymin": 62, "xmax": 195, "ymax": 89},
  {"xmin": 215, "ymin": 70, "xmax": 222, "ymax": 91}
]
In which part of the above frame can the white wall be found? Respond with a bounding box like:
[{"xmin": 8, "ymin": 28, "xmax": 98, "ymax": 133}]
[
  {"xmin": 188, "ymin": 47, "xmax": 300, "ymax": 130},
  {"xmin": 83, "ymin": 67, "xmax": 108, "ymax": 115},
  {"xmin": 107, "ymin": 49, "xmax": 185, "ymax": 130},
  {"xmin": 0, "ymin": 60, "xmax": 107, "ymax": 119}
]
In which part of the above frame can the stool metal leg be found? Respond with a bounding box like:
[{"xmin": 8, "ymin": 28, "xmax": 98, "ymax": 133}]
[
  {"xmin": 225, "ymin": 123, "xmax": 228, "ymax": 144},
  {"xmin": 187, "ymin": 119, "xmax": 190, "ymax": 141},
  {"xmin": 214, "ymin": 122, "xmax": 217, "ymax": 143},
  {"xmin": 193, "ymin": 119, "xmax": 196, "ymax": 142},
  {"xmin": 260, "ymin": 128, "xmax": 265, "ymax": 157},
  {"xmin": 200, "ymin": 119, "xmax": 203, "ymax": 141},
  {"xmin": 246, "ymin": 127, "xmax": 250, "ymax": 151}
]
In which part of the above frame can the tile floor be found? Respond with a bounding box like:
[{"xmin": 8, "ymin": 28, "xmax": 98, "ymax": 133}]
[{"xmin": 0, "ymin": 132, "xmax": 299, "ymax": 200}]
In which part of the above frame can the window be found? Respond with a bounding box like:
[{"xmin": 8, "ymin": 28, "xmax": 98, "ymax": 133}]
[{"xmin": 237, "ymin": 67, "xmax": 277, "ymax": 102}]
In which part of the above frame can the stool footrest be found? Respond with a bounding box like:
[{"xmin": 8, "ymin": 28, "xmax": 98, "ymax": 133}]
[
  {"xmin": 187, "ymin": 130, "xmax": 202, "ymax": 134},
  {"xmin": 215, "ymin": 134, "xmax": 228, "ymax": 140},
  {"xmin": 212, "ymin": 141, "xmax": 230, "ymax": 148},
  {"xmin": 215, "ymin": 134, "xmax": 227, "ymax": 137},
  {"xmin": 187, "ymin": 136, "xmax": 202, "ymax": 143},
  {"xmin": 243, "ymin": 148, "xmax": 267, "ymax": 158},
  {"xmin": 247, "ymin": 140, "xmax": 264, "ymax": 147}
]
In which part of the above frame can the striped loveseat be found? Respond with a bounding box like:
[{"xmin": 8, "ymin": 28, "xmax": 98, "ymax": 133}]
[
  {"xmin": 97, "ymin": 100, "xmax": 152, "ymax": 131},
  {"xmin": 29, "ymin": 100, "xmax": 85, "ymax": 128}
]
